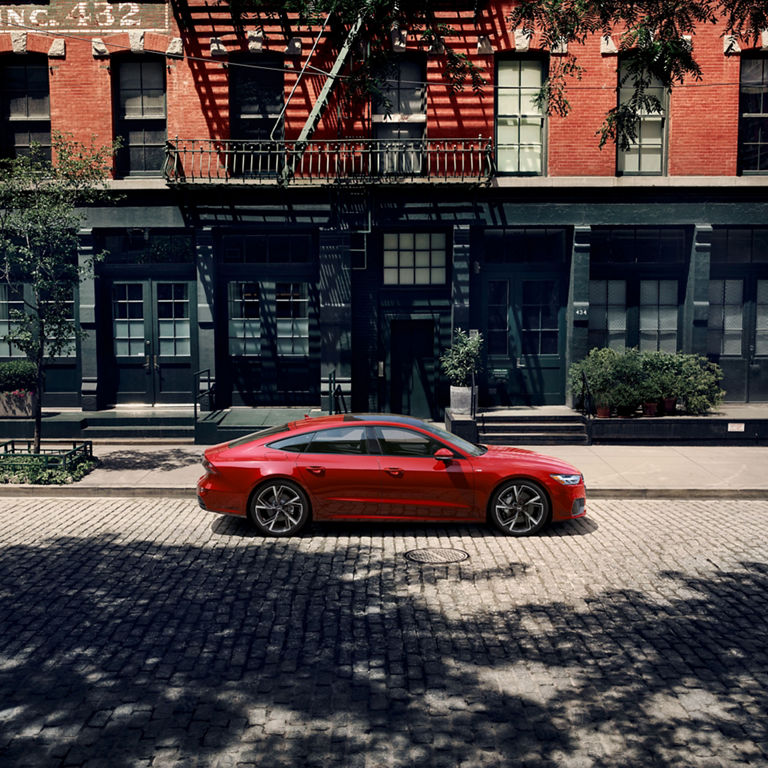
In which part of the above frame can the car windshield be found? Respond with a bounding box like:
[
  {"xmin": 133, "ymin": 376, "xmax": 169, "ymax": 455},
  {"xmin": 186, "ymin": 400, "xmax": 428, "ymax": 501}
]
[{"xmin": 417, "ymin": 422, "xmax": 487, "ymax": 456}]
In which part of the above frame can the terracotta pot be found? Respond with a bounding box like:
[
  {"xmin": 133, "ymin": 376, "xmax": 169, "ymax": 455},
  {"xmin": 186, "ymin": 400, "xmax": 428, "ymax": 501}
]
[
  {"xmin": 596, "ymin": 405, "xmax": 611, "ymax": 419},
  {"xmin": 642, "ymin": 401, "xmax": 658, "ymax": 417},
  {"xmin": 662, "ymin": 397, "xmax": 677, "ymax": 415}
]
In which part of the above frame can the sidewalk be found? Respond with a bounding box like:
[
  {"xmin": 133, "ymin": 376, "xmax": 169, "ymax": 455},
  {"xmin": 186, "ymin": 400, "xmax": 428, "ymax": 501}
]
[{"xmin": 1, "ymin": 441, "xmax": 767, "ymax": 498}]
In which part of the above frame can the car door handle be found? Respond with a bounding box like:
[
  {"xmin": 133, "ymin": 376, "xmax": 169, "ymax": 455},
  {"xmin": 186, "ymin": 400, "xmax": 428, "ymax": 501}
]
[
  {"xmin": 305, "ymin": 466, "xmax": 325, "ymax": 475},
  {"xmin": 385, "ymin": 467, "xmax": 404, "ymax": 477}
]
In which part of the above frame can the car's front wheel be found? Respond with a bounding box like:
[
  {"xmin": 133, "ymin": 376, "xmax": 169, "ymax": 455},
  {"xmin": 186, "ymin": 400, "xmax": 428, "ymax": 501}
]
[
  {"xmin": 249, "ymin": 480, "xmax": 310, "ymax": 537},
  {"xmin": 489, "ymin": 480, "xmax": 551, "ymax": 536}
]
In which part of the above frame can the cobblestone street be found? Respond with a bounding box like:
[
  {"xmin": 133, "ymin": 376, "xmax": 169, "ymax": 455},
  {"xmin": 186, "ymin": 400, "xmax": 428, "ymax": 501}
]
[{"xmin": 1, "ymin": 497, "xmax": 767, "ymax": 767}]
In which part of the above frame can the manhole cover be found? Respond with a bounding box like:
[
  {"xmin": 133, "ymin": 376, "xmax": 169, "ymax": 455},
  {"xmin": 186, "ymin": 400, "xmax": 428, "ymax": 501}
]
[{"xmin": 405, "ymin": 548, "xmax": 469, "ymax": 564}]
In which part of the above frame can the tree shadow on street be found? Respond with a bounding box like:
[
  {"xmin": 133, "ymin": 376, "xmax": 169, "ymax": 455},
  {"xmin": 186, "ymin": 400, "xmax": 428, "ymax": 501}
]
[{"xmin": 0, "ymin": 525, "xmax": 765, "ymax": 766}]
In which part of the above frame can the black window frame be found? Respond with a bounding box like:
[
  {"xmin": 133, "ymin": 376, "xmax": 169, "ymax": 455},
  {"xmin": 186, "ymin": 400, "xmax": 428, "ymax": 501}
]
[{"xmin": 739, "ymin": 55, "xmax": 768, "ymax": 175}]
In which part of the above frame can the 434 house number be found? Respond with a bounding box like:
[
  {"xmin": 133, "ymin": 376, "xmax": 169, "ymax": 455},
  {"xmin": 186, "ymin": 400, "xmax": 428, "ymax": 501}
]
[{"xmin": 1, "ymin": 3, "xmax": 143, "ymax": 29}]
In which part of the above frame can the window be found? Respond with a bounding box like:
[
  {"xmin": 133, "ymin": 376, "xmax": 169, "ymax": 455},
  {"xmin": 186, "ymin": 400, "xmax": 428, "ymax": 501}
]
[
  {"xmin": 0, "ymin": 283, "xmax": 25, "ymax": 358},
  {"xmin": 588, "ymin": 280, "xmax": 627, "ymax": 350},
  {"xmin": 375, "ymin": 426, "xmax": 442, "ymax": 457},
  {"xmin": 382, "ymin": 232, "xmax": 447, "ymax": 286},
  {"xmin": 276, "ymin": 283, "xmax": 309, "ymax": 355},
  {"xmin": 708, "ymin": 279, "xmax": 744, "ymax": 356},
  {"xmin": 222, "ymin": 233, "xmax": 312, "ymax": 264},
  {"xmin": 373, "ymin": 57, "xmax": 426, "ymax": 175},
  {"xmin": 268, "ymin": 432, "xmax": 316, "ymax": 453},
  {"xmin": 739, "ymin": 57, "xmax": 768, "ymax": 173},
  {"xmin": 228, "ymin": 282, "xmax": 260, "ymax": 356},
  {"xmin": 115, "ymin": 59, "xmax": 166, "ymax": 176},
  {"xmin": 757, "ymin": 280, "xmax": 768, "ymax": 355},
  {"xmin": 617, "ymin": 61, "xmax": 666, "ymax": 175},
  {"xmin": 496, "ymin": 59, "xmax": 545, "ymax": 174},
  {"xmin": 112, "ymin": 283, "xmax": 145, "ymax": 357},
  {"xmin": 305, "ymin": 426, "xmax": 367, "ymax": 455},
  {"xmin": 487, "ymin": 280, "xmax": 509, "ymax": 355},
  {"xmin": 521, "ymin": 281, "xmax": 559, "ymax": 355},
  {"xmin": 157, "ymin": 283, "xmax": 190, "ymax": 356},
  {"xmin": 639, "ymin": 280, "xmax": 678, "ymax": 352},
  {"xmin": 229, "ymin": 56, "xmax": 284, "ymax": 141},
  {"xmin": 0, "ymin": 57, "xmax": 50, "ymax": 160}
]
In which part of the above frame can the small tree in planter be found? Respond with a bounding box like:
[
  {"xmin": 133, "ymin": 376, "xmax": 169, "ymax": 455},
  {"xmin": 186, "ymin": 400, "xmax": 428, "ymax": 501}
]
[
  {"xmin": 440, "ymin": 328, "xmax": 483, "ymax": 415},
  {"xmin": 676, "ymin": 354, "xmax": 725, "ymax": 415},
  {"xmin": 0, "ymin": 360, "xmax": 37, "ymax": 417}
]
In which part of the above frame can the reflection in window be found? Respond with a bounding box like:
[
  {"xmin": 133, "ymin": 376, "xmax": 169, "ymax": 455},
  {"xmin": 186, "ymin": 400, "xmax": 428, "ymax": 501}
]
[
  {"xmin": 708, "ymin": 280, "xmax": 743, "ymax": 357},
  {"xmin": 377, "ymin": 426, "xmax": 440, "ymax": 457},
  {"xmin": 739, "ymin": 57, "xmax": 768, "ymax": 173},
  {"xmin": 307, "ymin": 427, "xmax": 367, "ymax": 455},
  {"xmin": 487, "ymin": 280, "xmax": 509, "ymax": 356},
  {"xmin": 0, "ymin": 57, "xmax": 50, "ymax": 159},
  {"xmin": 496, "ymin": 59, "xmax": 545, "ymax": 174},
  {"xmin": 0, "ymin": 283, "xmax": 25, "ymax": 358},
  {"xmin": 588, "ymin": 280, "xmax": 627, "ymax": 350},
  {"xmin": 639, "ymin": 280, "xmax": 677, "ymax": 352},
  {"xmin": 383, "ymin": 232, "xmax": 447, "ymax": 286},
  {"xmin": 617, "ymin": 61, "xmax": 666, "ymax": 175},
  {"xmin": 757, "ymin": 281, "xmax": 768, "ymax": 355},
  {"xmin": 521, "ymin": 280, "xmax": 559, "ymax": 355},
  {"xmin": 228, "ymin": 282, "xmax": 260, "ymax": 356},
  {"xmin": 157, "ymin": 283, "xmax": 190, "ymax": 357},
  {"xmin": 112, "ymin": 283, "xmax": 145, "ymax": 357},
  {"xmin": 115, "ymin": 59, "xmax": 166, "ymax": 176},
  {"xmin": 276, "ymin": 283, "xmax": 309, "ymax": 355}
]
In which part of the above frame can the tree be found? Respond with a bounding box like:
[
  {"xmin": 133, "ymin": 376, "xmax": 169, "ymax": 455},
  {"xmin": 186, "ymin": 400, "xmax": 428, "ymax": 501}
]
[
  {"xmin": 0, "ymin": 134, "xmax": 115, "ymax": 453},
  {"xmin": 216, "ymin": 0, "xmax": 768, "ymax": 148}
]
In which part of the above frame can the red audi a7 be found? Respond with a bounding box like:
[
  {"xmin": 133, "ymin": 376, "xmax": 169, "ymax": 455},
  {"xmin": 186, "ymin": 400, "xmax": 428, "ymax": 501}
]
[{"xmin": 197, "ymin": 414, "xmax": 586, "ymax": 537}]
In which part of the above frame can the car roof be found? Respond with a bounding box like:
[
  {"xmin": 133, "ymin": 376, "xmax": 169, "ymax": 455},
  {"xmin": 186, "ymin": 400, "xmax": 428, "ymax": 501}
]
[{"xmin": 286, "ymin": 413, "xmax": 430, "ymax": 431}]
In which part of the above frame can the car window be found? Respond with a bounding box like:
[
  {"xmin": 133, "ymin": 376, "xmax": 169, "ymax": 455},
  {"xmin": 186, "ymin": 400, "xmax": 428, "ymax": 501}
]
[
  {"xmin": 267, "ymin": 432, "xmax": 315, "ymax": 453},
  {"xmin": 375, "ymin": 426, "xmax": 444, "ymax": 458},
  {"xmin": 304, "ymin": 426, "xmax": 367, "ymax": 455}
]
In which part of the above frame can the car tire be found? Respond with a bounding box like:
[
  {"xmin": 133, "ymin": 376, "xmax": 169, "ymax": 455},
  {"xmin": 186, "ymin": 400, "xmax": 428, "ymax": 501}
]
[
  {"xmin": 489, "ymin": 479, "xmax": 551, "ymax": 536},
  {"xmin": 249, "ymin": 479, "xmax": 310, "ymax": 537}
]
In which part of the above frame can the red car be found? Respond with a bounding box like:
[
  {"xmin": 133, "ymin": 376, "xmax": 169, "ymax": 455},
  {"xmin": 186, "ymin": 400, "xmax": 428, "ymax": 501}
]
[{"xmin": 197, "ymin": 414, "xmax": 586, "ymax": 537}]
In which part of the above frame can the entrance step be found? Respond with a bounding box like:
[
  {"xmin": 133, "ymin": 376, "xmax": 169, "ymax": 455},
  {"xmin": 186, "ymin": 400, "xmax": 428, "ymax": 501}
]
[{"xmin": 478, "ymin": 409, "xmax": 589, "ymax": 446}]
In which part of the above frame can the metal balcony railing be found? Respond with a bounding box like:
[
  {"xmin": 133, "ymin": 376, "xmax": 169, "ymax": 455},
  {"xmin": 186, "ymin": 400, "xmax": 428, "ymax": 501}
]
[{"xmin": 164, "ymin": 138, "xmax": 494, "ymax": 185}]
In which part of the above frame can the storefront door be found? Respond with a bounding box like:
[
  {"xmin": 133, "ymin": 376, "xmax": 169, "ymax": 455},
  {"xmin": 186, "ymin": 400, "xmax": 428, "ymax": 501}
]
[{"xmin": 108, "ymin": 280, "xmax": 196, "ymax": 404}]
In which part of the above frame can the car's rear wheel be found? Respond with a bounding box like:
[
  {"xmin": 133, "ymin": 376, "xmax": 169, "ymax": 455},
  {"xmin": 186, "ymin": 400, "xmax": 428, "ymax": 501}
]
[
  {"xmin": 249, "ymin": 480, "xmax": 310, "ymax": 537},
  {"xmin": 489, "ymin": 480, "xmax": 551, "ymax": 536}
]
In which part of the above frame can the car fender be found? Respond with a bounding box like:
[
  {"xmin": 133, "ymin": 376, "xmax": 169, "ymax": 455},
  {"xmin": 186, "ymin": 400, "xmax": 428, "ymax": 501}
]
[{"xmin": 484, "ymin": 474, "xmax": 552, "ymax": 518}]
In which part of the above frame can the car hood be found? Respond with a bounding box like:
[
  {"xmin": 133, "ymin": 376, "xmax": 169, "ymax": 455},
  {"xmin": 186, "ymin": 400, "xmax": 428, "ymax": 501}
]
[{"xmin": 480, "ymin": 445, "xmax": 582, "ymax": 475}]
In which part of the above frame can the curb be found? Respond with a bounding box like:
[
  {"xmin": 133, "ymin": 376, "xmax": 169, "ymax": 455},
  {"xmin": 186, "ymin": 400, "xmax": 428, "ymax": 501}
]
[{"xmin": 0, "ymin": 487, "xmax": 767, "ymax": 500}]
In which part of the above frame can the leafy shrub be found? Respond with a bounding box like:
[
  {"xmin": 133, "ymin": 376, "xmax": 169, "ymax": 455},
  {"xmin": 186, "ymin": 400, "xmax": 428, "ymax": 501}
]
[
  {"xmin": 0, "ymin": 360, "xmax": 36, "ymax": 393},
  {"xmin": 0, "ymin": 455, "xmax": 98, "ymax": 485},
  {"xmin": 569, "ymin": 348, "xmax": 725, "ymax": 416}
]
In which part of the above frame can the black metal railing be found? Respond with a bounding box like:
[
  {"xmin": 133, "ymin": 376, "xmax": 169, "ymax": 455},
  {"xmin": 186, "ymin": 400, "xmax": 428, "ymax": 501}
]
[
  {"xmin": 0, "ymin": 440, "xmax": 93, "ymax": 472},
  {"xmin": 164, "ymin": 137, "xmax": 494, "ymax": 185},
  {"xmin": 193, "ymin": 368, "xmax": 214, "ymax": 424}
]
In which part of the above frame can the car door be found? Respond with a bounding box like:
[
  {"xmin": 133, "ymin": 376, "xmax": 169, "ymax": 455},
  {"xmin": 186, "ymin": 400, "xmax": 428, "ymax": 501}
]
[
  {"xmin": 372, "ymin": 425, "xmax": 477, "ymax": 521},
  {"xmin": 293, "ymin": 425, "xmax": 382, "ymax": 520}
]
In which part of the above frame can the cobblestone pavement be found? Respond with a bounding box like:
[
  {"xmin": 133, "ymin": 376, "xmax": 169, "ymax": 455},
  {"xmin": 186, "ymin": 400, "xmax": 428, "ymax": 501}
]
[{"xmin": 1, "ymin": 498, "xmax": 767, "ymax": 768}]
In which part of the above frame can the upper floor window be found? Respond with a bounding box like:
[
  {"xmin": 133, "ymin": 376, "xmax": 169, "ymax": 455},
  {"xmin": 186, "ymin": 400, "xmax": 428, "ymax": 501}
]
[
  {"xmin": 0, "ymin": 56, "xmax": 50, "ymax": 160},
  {"xmin": 114, "ymin": 58, "xmax": 166, "ymax": 177},
  {"xmin": 229, "ymin": 56, "xmax": 284, "ymax": 142},
  {"xmin": 739, "ymin": 57, "xmax": 768, "ymax": 174},
  {"xmin": 373, "ymin": 57, "xmax": 426, "ymax": 175},
  {"xmin": 617, "ymin": 61, "xmax": 666, "ymax": 175},
  {"xmin": 496, "ymin": 59, "xmax": 545, "ymax": 175}
]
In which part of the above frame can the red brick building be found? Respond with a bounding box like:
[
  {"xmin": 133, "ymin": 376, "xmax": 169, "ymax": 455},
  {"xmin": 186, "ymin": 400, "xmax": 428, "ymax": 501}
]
[{"xmin": 1, "ymin": 1, "xmax": 767, "ymax": 418}]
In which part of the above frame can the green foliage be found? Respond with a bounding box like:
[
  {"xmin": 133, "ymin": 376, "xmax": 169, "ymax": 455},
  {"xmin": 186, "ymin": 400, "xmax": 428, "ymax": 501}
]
[
  {"xmin": 570, "ymin": 348, "xmax": 724, "ymax": 415},
  {"xmin": 0, "ymin": 360, "xmax": 37, "ymax": 392},
  {"xmin": 0, "ymin": 455, "xmax": 98, "ymax": 485},
  {"xmin": 0, "ymin": 133, "xmax": 116, "ymax": 450},
  {"xmin": 440, "ymin": 328, "xmax": 484, "ymax": 387}
]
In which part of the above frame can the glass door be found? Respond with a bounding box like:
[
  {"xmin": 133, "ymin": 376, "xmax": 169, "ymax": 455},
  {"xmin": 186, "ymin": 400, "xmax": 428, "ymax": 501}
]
[{"xmin": 110, "ymin": 280, "xmax": 195, "ymax": 404}]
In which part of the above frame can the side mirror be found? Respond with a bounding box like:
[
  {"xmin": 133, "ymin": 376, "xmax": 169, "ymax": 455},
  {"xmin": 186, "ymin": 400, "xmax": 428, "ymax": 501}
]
[{"xmin": 434, "ymin": 447, "xmax": 454, "ymax": 463}]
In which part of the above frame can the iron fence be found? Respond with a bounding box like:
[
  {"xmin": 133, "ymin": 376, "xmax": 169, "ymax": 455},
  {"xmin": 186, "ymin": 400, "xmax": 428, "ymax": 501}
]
[{"xmin": 0, "ymin": 440, "xmax": 93, "ymax": 473}]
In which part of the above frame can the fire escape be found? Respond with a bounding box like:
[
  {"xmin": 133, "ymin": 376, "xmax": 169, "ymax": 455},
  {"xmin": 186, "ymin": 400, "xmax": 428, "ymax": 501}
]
[{"xmin": 164, "ymin": 2, "xmax": 493, "ymax": 185}]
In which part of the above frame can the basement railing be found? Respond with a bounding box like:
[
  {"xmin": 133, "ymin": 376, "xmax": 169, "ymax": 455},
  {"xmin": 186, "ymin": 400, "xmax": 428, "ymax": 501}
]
[{"xmin": 164, "ymin": 137, "xmax": 494, "ymax": 185}]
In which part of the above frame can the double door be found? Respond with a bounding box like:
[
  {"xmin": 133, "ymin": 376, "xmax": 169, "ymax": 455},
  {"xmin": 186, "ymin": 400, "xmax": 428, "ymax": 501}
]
[
  {"xmin": 108, "ymin": 279, "xmax": 196, "ymax": 404},
  {"xmin": 709, "ymin": 276, "xmax": 768, "ymax": 401}
]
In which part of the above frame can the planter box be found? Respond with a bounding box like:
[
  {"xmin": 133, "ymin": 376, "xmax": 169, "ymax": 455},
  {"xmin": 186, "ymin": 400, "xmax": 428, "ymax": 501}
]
[
  {"xmin": 0, "ymin": 392, "xmax": 36, "ymax": 418},
  {"xmin": 449, "ymin": 386, "xmax": 477, "ymax": 416}
]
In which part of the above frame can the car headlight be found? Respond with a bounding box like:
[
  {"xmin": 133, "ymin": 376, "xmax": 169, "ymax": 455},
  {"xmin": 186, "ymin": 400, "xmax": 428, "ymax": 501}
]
[{"xmin": 550, "ymin": 473, "xmax": 582, "ymax": 486}]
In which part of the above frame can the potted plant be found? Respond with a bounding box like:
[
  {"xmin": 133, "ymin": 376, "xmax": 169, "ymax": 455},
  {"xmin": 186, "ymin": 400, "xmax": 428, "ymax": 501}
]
[
  {"xmin": 440, "ymin": 328, "xmax": 483, "ymax": 415},
  {"xmin": 676, "ymin": 354, "xmax": 725, "ymax": 415},
  {"xmin": 611, "ymin": 347, "xmax": 643, "ymax": 417},
  {"xmin": 568, "ymin": 347, "xmax": 620, "ymax": 417},
  {"xmin": 639, "ymin": 352, "xmax": 666, "ymax": 416},
  {"xmin": 0, "ymin": 360, "xmax": 37, "ymax": 418}
]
